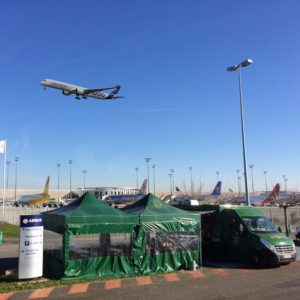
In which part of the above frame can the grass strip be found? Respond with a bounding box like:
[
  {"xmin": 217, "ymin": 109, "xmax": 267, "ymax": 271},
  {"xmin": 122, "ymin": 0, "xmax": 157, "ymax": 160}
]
[{"xmin": 0, "ymin": 222, "xmax": 19, "ymax": 238}]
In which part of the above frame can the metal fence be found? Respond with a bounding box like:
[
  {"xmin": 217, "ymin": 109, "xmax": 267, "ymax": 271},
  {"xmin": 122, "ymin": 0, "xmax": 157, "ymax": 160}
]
[
  {"xmin": 1, "ymin": 205, "xmax": 300, "ymax": 231},
  {"xmin": 257, "ymin": 206, "xmax": 300, "ymax": 230},
  {"xmin": 0, "ymin": 206, "xmax": 55, "ymax": 225}
]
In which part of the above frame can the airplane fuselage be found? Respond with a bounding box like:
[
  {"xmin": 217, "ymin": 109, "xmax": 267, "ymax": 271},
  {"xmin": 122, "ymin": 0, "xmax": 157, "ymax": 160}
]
[
  {"xmin": 41, "ymin": 79, "xmax": 118, "ymax": 100},
  {"xmin": 18, "ymin": 193, "xmax": 49, "ymax": 206}
]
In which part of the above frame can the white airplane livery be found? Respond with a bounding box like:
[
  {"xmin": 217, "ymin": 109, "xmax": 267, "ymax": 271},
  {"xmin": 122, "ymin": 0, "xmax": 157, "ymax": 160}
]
[{"xmin": 40, "ymin": 79, "xmax": 123, "ymax": 100}]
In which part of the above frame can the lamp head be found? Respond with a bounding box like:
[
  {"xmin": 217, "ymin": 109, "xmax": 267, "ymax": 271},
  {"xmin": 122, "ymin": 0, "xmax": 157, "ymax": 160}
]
[
  {"xmin": 227, "ymin": 58, "xmax": 253, "ymax": 71},
  {"xmin": 227, "ymin": 65, "xmax": 238, "ymax": 72},
  {"xmin": 240, "ymin": 59, "xmax": 253, "ymax": 68}
]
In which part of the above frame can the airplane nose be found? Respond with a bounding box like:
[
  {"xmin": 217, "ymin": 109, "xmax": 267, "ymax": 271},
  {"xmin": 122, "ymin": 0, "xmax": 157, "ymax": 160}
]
[{"xmin": 40, "ymin": 80, "xmax": 45, "ymax": 86}]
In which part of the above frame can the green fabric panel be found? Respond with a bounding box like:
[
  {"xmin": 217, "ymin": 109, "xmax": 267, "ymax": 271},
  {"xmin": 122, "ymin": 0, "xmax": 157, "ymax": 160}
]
[
  {"xmin": 141, "ymin": 219, "xmax": 200, "ymax": 233},
  {"xmin": 131, "ymin": 224, "xmax": 201, "ymax": 276},
  {"xmin": 140, "ymin": 251, "xmax": 200, "ymax": 275},
  {"xmin": 64, "ymin": 222, "xmax": 136, "ymax": 235},
  {"xmin": 43, "ymin": 193, "xmax": 201, "ymax": 279},
  {"xmin": 132, "ymin": 225, "xmax": 148, "ymax": 275},
  {"xmin": 43, "ymin": 214, "xmax": 65, "ymax": 234},
  {"xmin": 123, "ymin": 194, "xmax": 200, "ymax": 223},
  {"xmin": 62, "ymin": 256, "xmax": 136, "ymax": 279},
  {"xmin": 63, "ymin": 232, "xmax": 70, "ymax": 262},
  {"xmin": 43, "ymin": 192, "xmax": 138, "ymax": 234}
]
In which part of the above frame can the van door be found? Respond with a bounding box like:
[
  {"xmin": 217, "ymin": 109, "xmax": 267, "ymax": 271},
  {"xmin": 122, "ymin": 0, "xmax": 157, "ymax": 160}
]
[{"xmin": 220, "ymin": 210, "xmax": 250, "ymax": 261}]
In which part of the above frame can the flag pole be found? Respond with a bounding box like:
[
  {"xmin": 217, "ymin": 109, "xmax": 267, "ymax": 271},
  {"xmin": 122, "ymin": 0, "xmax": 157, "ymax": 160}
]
[{"xmin": 2, "ymin": 139, "xmax": 7, "ymax": 221}]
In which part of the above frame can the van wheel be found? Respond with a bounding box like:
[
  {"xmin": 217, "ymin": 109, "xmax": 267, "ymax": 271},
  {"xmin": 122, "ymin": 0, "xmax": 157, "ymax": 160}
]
[{"xmin": 250, "ymin": 251, "xmax": 263, "ymax": 268}]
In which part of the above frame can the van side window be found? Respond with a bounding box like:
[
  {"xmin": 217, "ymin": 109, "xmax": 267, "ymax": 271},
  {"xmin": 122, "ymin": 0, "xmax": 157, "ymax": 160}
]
[{"xmin": 229, "ymin": 218, "xmax": 245, "ymax": 236}]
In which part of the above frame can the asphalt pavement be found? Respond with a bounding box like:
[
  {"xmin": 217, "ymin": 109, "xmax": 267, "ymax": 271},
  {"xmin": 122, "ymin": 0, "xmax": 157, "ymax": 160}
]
[
  {"xmin": 1, "ymin": 237, "xmax": 300, "ymax": 299},
  {"xmin": 1, "ymin": 262, "xmax": 300, "ymax": 300}
]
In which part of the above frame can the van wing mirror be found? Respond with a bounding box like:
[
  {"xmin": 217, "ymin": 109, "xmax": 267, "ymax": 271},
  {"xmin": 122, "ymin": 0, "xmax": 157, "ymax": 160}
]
[{"xmin": 239, "ymin": 224, "xmax": 246, "ymax": 235}]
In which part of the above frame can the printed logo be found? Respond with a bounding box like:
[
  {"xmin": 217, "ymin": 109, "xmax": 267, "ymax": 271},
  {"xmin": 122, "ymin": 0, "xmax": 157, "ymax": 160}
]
[{"xmin": 153, "ymin": 199, "xmax": 164, "ymax": 208}]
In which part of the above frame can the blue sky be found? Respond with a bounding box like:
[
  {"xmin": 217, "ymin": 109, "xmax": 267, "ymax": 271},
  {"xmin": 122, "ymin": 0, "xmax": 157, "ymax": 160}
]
[{"xmin": 1, "ymin": 0, "xmax": 299, "ymax": 194}]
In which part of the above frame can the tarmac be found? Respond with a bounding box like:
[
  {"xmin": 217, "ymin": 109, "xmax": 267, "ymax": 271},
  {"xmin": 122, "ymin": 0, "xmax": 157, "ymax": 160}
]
[
  {"xmin": 1, "ymin": 261, "xmax": 300, "ymax": 300},
  {"xmin": 1, "ymin": 237, "xmax": 300, "ymax": 299}
]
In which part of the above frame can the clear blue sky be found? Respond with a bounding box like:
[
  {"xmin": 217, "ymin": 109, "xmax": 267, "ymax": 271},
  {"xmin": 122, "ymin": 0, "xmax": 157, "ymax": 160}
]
[{"xmin": 1, "ymin": 0, "xmax": 299, "ymax": 194}]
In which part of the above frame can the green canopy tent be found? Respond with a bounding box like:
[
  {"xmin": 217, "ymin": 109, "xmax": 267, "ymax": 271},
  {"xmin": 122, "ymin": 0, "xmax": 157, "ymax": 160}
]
[
  {"xmin": 43, "ymin": 192, "xmax": 139, "ymax": 279},
  {"xmin": 123, "ymin": 193, "xmax": 201, "ymax": 274}
]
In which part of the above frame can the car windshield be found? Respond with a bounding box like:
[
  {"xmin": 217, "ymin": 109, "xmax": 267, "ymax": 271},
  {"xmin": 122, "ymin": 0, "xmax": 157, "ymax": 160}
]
[{"xmin": 242, "ymin": 216, "xmax": 277, "ymax": 232}]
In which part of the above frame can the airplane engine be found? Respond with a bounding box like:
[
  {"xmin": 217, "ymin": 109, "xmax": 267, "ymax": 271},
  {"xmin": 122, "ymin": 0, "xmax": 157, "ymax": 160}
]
[{"xmin": 62, "ymin": 90, "xmax": 72, "ymax": 96}]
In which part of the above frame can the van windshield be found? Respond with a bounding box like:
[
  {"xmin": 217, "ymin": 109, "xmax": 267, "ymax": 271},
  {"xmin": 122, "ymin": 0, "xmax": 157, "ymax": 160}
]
[{"xmin": 241, "ymin": 216, "xmax": 277, "ymax": 232}]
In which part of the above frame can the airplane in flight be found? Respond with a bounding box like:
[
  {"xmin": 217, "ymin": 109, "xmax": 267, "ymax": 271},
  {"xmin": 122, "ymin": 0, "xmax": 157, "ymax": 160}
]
[
  {"xmin": 40, "ymin": 79, "xmax": 123, "ymax": 100},
  {"xmin": 103, "ymin": 179, "xmax": 148, "ymax": 206},
  {"xmin": 15, "ymin": 176, "xmax": 50, "ymax": 207}
]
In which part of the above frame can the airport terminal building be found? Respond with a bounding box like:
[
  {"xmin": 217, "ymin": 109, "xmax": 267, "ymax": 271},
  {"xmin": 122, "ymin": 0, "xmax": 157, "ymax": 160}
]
[{"xmin": 77, "ymin": 186, "xmax": 140, "ymax": 199}]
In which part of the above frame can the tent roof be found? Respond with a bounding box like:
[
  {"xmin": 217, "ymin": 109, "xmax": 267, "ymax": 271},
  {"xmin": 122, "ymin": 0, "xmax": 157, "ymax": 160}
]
[
  {"xmin": 43, "ymin": 192, "xmax": 138, "ymax": 234},
  {"xmin": 123, "ymin": 193, "xmax": 200, "ymax": 222}
]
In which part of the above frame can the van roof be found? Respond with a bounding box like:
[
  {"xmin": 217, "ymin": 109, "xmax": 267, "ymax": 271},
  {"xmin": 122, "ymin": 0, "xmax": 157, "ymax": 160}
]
[{"xmin": 193, "ymin": 204, "xmax": 264, "ymax": 217}]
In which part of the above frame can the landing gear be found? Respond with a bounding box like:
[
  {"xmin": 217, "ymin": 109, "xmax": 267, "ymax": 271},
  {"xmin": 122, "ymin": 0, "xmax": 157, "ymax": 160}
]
[{"xmin": 75, "ymin": 96, "xmax": 80, "ymax": 100}]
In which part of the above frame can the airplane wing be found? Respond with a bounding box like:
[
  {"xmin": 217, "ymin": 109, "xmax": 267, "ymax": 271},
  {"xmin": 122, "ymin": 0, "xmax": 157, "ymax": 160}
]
[
  {"xmin": 111, "ymin": 96, "xmax": 124, "ymax": 99},
  {"xmin": 83, "ymin": 87, "xmax": 118, "ymax": 94}
]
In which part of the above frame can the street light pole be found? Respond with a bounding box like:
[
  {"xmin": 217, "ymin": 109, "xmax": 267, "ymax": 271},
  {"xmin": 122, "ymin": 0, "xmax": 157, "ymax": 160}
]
[
  {"xmin": 285, "ymin": 178, "xmax": 288, "ymax": 193},
  {"xmin": 135, "ymin": 167, "xmax": 139, "ymax": 189},
  {"xmin": 282, "ymin": 175, "xmax": 287, "ymax": 193},
  {"xmin": 249, "ymin": 164, "xmax": 255, "ymax": 196},
  {"xmin": 152, "ymin": 164, "xmax": 156, "ymax": 195},
  {"xmin": 6, "ymin": 160, "xmax": 11, "ymax": 189},
  {"xmin": 227, "ymin": 58, "xmax": 253, "ymax": 206},
  {"xmin": 57, "ymin": 163, "xmax": 61, "ymax": 190},
  {"xmin": 14, "ymin": 157, "xmax": 20, "ymax": 203},
  {"xmin": 189, "ymin": 166, "xmax": 194, "ymax": 196},
  {"xmin": 82, "ymin": 170, "xmax": 87, "ymax": 190},
  {"xmin": 168, "ymin": 173, "xmax": 172, "ymax": 195},
  {"xmin": 264, "ymin": 170, "xmax": 268, "ymax": 193},
  {"xmin": 170, "ymin": 169, "xmax": 174, "ymax": 193},
  {"xmin": 144, "ymin": 158, "xmax": 151, "ymax": 194},
  {"xmin": 236, "ymin": 169, "xmax": 240, "ymax": 195},
  {"xmin": 68, "ymin": 160, "xmax": 73, "ymax": 194}
]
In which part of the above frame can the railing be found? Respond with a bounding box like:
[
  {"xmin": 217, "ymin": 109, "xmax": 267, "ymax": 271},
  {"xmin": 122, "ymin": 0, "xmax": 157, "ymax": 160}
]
[
  {"xmin": 1, "ymin": 205, "xmax": 300, "ymax": 231},
  {"xmin": 0, "ymin": 206, "xmax": 55, "ymax": 225}
]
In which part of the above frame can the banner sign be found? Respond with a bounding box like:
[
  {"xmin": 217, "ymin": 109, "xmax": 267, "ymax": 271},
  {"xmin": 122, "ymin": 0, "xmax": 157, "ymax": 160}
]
[{"xmin": 18, "ymin": 215, "xmax": 43, "ymax": 279}]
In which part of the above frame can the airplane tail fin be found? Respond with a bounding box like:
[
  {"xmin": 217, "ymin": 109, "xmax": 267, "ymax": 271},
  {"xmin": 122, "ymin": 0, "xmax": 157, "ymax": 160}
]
[
  {"xmin": 139, "ymin": 179, "xmax": 147, "ymax": 195},
  {"xmin": 211, "ymin": 181, "xmax": 222, "ymax": 196},
  {"xmin": 257, "ymin": 183, "xmax": 280, "ymax": 206},
  {"xmin": 43, "ymin": 176, "xmax": 50, "ymax": 195},
  {"xmin": 109, "ymin": 85, "xmax": 121, "ymax": 97}
]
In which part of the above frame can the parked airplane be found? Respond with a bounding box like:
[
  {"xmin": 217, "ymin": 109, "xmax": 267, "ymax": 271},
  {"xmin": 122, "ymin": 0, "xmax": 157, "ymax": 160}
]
[
  {"xmin": 169, "ymin": 181, "xmax": 222, "ymax": 205},
  {"xmin": 226, "ymin": 183, "xmax": 281, "ymax": 206},
  {"xmin": 40, "ymin": 79, "xmax": 123, "ymax": 100},
  {"xmin": 103, "ymin": 179, "xmax": 147, "ymax": 205},
  {"xmin": 254, "ymin": 184, "xmax": 280, "ymax": 206},
  {"xmin": 198, "ymin": 181, "xmax": 222, "ymax": 201},
  {"xmin": 16, "ymin": 176, "xmax": 50, "ymax": 207}
]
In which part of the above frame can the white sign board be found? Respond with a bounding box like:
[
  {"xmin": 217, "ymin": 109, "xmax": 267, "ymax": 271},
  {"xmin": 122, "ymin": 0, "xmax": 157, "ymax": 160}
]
[{"xmin": 18, "ymin": 215, "xmax": 43, "ymax": 279}]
